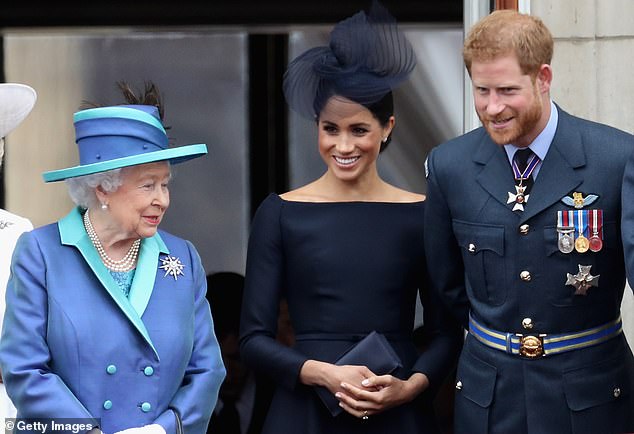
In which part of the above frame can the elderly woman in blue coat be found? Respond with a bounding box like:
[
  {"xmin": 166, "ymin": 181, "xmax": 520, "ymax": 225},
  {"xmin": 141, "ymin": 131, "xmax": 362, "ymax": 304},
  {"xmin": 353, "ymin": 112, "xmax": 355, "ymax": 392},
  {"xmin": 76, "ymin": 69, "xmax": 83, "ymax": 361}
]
[{"xmin": 0, "ymin": 83, "xmax": 226, "ymax": 434}]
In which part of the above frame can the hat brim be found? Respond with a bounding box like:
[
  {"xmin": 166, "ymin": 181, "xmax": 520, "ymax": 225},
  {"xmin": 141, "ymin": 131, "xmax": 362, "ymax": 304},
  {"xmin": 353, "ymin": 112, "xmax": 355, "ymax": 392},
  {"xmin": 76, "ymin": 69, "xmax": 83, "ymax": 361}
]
[
  {"xmin": 0, "ymin": 83, "xmax": 37, "ymax": 138},
  {"xmin": 42, "ymin": 143, "xmax": 207, "ymax": 182}
]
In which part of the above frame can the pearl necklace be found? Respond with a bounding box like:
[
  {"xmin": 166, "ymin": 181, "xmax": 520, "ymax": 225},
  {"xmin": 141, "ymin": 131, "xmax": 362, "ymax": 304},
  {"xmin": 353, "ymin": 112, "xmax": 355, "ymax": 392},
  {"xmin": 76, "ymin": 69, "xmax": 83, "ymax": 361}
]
[{"xmin": 83, "ymin": 211, "xmax": 140, "ymax": 272}]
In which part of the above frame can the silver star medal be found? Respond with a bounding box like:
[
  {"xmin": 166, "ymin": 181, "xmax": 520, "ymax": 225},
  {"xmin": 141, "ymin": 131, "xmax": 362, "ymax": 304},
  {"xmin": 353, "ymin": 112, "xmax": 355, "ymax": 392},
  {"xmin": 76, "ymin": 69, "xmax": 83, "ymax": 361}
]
[
  {"xmin": 159, "ymin": 255, "xmax": 186, "ymax": 280},
  {"xmin": 507, "ymin": 184, "xmax": 530, "ymax": 211},
  {"xmin": 565, "ymin": 264, "xmax": 599, "ymax": 296}
]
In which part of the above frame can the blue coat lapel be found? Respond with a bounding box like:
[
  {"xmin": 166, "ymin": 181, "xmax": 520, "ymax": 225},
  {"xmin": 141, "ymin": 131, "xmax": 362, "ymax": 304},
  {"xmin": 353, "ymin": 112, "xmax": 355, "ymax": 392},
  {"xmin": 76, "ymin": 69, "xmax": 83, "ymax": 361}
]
[
  {"xmin": 58, "ymin": 208, "xmax": 169, "ymax": 358},
  {"xmin": 520, "ymin": 109, "xmax": 584, "ymax": 223},
  {"xmin": 129, "ymin": 234, "xmax": 169, "ymax": 319}
]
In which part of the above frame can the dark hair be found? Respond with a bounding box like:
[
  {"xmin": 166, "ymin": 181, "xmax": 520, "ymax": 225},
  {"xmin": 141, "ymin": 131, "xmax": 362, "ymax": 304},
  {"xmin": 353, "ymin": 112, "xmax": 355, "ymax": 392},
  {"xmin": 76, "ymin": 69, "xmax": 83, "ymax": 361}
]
[{"xmin": 365, "ymin": 91, "xmax": 394, "ymax": 152}]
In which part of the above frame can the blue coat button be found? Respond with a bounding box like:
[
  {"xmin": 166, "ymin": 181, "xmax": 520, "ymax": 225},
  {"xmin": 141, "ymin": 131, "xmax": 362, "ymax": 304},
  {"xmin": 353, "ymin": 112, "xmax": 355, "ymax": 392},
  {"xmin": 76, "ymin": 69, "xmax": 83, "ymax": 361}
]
[
  {"xmin": 106, "ymin": 365, "xmax": 117, "ymax": 375},
  {"xmin": 143, "ymin": 366, "xmax": 154, "ymax": 376},
  {"xmin": 141, "ymin": 402, "xmax": 151, "ymax": 412},
  {"xmin": 103, "ymin": 400, "xmax": 113, "ymax": 410}
]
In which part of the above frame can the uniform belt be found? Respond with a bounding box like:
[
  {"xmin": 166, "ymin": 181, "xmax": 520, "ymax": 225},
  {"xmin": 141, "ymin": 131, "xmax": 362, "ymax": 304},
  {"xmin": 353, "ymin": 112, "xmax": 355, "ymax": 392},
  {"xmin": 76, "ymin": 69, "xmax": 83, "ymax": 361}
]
[{"xmin": 468, "ymin": 314, "xmax": 622, "ymax": 358}]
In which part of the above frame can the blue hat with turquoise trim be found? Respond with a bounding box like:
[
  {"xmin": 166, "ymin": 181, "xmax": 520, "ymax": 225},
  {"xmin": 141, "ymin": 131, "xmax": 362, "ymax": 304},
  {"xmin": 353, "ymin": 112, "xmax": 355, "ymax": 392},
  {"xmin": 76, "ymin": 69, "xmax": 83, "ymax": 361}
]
[{"xmin": 42, "ymin": 104, "xmax": 207, "ymax": 182}]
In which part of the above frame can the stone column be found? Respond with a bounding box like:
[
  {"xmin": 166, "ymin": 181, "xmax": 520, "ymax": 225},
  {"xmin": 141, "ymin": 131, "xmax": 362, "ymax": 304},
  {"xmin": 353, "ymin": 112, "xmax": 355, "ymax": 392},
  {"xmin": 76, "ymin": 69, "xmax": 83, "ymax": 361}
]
[{"xmin": 531, "ymin": 0, "xmax": 634, "ymax": 344}]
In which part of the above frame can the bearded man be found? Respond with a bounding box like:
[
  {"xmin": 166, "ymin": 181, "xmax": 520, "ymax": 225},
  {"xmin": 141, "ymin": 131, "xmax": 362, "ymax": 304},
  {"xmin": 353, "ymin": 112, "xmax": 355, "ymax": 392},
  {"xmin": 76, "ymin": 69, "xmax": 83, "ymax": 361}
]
[{"xmin": 424, "ymin": 10, "xmax": 634, "ymax": 434}]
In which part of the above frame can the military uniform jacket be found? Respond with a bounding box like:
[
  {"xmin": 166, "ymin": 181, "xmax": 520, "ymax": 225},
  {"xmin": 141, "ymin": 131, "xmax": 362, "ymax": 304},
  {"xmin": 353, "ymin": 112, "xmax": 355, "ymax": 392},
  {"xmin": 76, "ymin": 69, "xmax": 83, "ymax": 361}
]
[
  {"xmin": 0, "ymin": 208, "xmax": 226, "ymax": 434},
  {"xmin": 424, "ymin": 106, "xmax": 634, "ymax": 434}
]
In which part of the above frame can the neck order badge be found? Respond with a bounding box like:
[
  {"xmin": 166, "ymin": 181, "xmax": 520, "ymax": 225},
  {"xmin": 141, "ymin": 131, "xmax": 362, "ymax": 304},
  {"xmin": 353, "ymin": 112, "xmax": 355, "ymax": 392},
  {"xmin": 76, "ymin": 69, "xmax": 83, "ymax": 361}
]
[{"xmin": 507, "ymin": 148, "xmax": 540, "ymax": 212}]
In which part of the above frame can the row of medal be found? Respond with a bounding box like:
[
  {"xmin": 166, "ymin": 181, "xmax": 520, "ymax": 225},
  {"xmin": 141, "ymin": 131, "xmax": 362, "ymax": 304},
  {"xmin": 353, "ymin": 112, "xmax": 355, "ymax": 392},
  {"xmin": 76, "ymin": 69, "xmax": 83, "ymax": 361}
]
[{"xmin": 557, "ymin": 209, "xmax": 603, "ymax": 254}]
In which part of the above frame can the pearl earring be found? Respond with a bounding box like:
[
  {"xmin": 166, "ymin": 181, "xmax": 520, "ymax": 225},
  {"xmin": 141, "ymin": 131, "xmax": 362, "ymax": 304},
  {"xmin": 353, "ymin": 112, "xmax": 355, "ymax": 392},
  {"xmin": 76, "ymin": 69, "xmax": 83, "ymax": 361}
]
[
  {"xmin": 382, "ymin": 137, "xmax": 388, "ymax": 143},
  {"xmin": 101, "ymin": 203, "xmax": 108, "ymax": 210}
]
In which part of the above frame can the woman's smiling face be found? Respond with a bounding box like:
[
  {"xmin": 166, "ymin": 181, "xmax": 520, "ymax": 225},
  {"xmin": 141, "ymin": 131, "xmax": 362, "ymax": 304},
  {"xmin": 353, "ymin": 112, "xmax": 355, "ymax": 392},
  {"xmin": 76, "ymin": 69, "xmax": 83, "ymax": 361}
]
[
  {"xmin": 317, "ymin": 96, "xmax": 393, "ymax": 183},
  {"xmin": 100, "ymin": 161, "xmax": 171, "ymax": 240}
]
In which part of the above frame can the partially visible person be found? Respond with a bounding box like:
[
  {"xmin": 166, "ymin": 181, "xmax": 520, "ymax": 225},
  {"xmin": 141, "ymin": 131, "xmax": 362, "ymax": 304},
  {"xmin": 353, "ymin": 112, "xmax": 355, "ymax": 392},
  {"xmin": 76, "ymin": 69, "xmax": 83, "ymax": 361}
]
[
  {"xmin": 0, "ymin": 83, "xmax": 36, "ymax": 427},
  {"xmin": 239, "ymin": 3, "xmax": 463, "ymax": 434},
  {"xmin": 0, "ymin": 82, "xmax": 225, "ymax": 434},
  {"xmin": 206, "ymin": 272, "xmax": 274, "ymax": 434},
  {"xmin": 424, "ymin": 10, "xmax": 634, "ymax": 434}
]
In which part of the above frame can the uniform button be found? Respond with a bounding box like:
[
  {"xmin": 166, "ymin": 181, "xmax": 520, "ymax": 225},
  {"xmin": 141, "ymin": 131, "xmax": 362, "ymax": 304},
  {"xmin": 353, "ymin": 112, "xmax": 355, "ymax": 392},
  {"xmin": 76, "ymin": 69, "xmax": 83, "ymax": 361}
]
[
  {"xmin": 522, "ymin": 318, "xmax": 533, "ymax": 330},
  {"xmin": 520, "ymin": 270, "xmax": 531, "ymax": 281},
  {"xmin": 455, "ymin": 381, "xmax": 462, "ymax": 390},
  {"xmin": 106, "ymin": 364, "xmax": 117, "ymax": 375},
  {"xmin": 468, "ymin": 243, "xmax": 476, "ymax": 253},
  {"xmin": 141, "ymin": 402, "xmax": 152, "ymax": 412},
  {"xmin": 614, "ymin": 387, "xmax": 621, "ymax": 398},
  {"xmin": 144, "ymin": 366, "xmax": 154, "ymax": 376},
  {"xmin": 103, "ymin": 400, "xmax": 113, "ymax": 410},
  {"xmin": 519, "ymin": 224, "xmax": 530, "ymax": 235}
]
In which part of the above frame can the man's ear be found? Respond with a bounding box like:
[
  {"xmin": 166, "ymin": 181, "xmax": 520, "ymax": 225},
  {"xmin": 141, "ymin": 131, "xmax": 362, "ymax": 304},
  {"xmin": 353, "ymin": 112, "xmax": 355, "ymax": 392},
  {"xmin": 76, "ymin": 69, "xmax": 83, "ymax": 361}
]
[{"xmin": 536, "ymin": 64, "xmax": 553, "ymax": 94}]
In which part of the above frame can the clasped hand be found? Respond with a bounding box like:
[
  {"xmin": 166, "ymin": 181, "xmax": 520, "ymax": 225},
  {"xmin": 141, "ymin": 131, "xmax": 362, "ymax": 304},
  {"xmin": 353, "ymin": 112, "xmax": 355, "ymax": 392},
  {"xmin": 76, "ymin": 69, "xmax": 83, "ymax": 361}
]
[
  {"xmin": 334, "ymin": 368, "xmax": 429, "ymax": 419},
  {"xmin": 300, "ymin": 360, "xmax": 429, "ymax": 419}
]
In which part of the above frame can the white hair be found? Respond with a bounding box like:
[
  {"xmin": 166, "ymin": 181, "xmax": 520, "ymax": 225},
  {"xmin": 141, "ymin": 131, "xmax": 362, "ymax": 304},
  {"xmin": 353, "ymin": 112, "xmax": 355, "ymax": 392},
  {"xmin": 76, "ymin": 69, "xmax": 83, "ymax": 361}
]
[{"xmin": 65, "ymin": 168, "xmax": 124, "ymax": 209}]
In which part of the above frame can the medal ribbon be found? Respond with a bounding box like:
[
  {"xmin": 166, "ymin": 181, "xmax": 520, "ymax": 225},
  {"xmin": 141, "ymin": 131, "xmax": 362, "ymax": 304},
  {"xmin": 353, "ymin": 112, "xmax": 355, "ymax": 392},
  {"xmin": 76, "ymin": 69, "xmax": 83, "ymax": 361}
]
[
  {"xmin": 559, "ymin": 210, "xmax": 571, "ymax": 228},
  {"xmin": 575, "ymin": 210, "xmax": 588, "ymax": 237},
  {"xmin": 591, "ymin": 209, "xmax": 603, "ymax": 238},
  {"xmin": 512, "ymin": 152, "xmax": 540, "ymax": 181}
]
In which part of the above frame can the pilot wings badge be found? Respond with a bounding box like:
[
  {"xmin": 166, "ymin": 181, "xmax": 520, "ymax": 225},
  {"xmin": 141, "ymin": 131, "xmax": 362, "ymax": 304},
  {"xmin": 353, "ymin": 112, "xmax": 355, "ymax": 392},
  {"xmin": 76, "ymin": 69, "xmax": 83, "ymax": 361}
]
[{"xmin": 561, "ymin": 192, "xmax": 599, "ymax": 209}]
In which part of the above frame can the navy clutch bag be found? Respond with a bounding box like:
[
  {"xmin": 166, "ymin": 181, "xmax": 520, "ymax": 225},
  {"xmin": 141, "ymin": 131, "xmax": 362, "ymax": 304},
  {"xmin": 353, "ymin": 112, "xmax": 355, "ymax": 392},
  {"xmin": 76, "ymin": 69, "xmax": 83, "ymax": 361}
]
[{"xmin": 315, "ymin": 331, "xmax": 403, "ymax": 417}]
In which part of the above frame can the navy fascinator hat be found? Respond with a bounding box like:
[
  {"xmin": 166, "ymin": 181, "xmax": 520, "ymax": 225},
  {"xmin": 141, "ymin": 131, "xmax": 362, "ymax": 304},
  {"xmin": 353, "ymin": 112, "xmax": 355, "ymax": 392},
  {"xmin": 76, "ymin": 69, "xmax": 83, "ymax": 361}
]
[{"xmin": 283, "ymin": 0, "xmax": 416, "ymax": 119}]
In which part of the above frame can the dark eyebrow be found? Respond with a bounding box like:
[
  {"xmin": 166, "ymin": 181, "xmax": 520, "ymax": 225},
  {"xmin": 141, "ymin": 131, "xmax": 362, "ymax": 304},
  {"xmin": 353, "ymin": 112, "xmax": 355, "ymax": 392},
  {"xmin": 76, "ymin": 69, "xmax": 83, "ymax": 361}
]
[
  {"xmin": 320, "ymin": 120, "xmax": 371, "ymax": 128},
  {"xmin": 320, "ymin": 120, "xmax": 338, "ymax": 126}
]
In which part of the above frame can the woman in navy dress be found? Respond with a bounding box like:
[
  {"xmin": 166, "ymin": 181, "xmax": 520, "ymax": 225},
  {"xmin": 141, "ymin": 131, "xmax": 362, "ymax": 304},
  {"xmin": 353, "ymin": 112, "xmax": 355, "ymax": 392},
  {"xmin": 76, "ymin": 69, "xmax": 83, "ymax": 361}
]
[{"xmin": 239, "ymin": 3, "xmax": 463, "ymax": 433}]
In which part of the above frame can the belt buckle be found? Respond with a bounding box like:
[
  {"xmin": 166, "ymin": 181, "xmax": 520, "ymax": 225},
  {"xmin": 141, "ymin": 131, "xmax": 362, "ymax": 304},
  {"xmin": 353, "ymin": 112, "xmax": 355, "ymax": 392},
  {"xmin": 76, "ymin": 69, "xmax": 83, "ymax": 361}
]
[{"xmin": 517, "ymin": 333, "xmax": 546, "ymax": 358}]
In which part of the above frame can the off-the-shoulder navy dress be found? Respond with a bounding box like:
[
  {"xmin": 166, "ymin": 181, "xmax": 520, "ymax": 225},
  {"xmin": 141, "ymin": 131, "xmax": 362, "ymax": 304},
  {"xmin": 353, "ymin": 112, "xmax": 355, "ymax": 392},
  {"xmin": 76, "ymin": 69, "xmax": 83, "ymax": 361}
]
[{"xmin": 239, "ymin": 193, "xmax": 461, "ymax": 434}]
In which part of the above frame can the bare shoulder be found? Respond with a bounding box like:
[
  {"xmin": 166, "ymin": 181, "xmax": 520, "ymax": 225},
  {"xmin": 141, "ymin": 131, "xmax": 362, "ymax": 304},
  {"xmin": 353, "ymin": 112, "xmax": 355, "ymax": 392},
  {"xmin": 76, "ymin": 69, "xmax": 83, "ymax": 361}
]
[
  {"xmin": 279, "ymin": 189, "xmax": 309, "ymax": 202},
  {"xmin": 280, "ymin": 182, "xmax": 328, "ymax": 202},
  {"xmin": 386, "ymin": 185, "xmax": 426, "ymax": 203}
]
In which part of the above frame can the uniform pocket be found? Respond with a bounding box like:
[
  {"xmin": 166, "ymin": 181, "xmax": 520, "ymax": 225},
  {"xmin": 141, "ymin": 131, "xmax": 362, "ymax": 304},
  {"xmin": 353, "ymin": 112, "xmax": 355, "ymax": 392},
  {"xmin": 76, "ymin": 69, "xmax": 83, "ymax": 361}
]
[
  {"xmin": 563, "ymin": 351, "xmax": 633, "ymax": 433},
  {"xmin": 454, "ymin": 347, "xmax": 497, "ymax": 434},
  {"xmin": 543, "ymin": 221, "xmax": 618, "ymax": 307},
  {"xmin": 453, "ymin": 220, "xmax": 506, "ymax": 305}
]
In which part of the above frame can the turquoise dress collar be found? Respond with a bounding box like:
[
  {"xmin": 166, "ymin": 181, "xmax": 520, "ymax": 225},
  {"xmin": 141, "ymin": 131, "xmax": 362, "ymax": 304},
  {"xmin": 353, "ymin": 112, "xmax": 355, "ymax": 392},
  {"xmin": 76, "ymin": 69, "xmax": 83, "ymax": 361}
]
[{"xmin": 58, "ymin": 207, "xmax": 169, "ymax": 357}]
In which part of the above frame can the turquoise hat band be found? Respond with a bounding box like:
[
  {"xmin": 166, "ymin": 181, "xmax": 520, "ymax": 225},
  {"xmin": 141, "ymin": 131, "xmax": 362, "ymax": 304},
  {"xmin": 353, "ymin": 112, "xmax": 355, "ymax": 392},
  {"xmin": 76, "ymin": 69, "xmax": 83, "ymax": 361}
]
[
  {"xmin": 73, "ymin": 106, "xmax": 166, "ymax": 133},
  {"xmin": 42, "ymin": 143, "xmax": 207, "ymax": 182}
]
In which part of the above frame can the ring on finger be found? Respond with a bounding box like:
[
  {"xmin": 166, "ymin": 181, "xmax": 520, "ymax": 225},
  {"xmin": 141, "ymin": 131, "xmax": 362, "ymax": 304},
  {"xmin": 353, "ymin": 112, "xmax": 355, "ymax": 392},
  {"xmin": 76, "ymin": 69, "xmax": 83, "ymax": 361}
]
[{"xmin": 362, "ymin": 410, "xmax": 369, "ymax": 420}]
